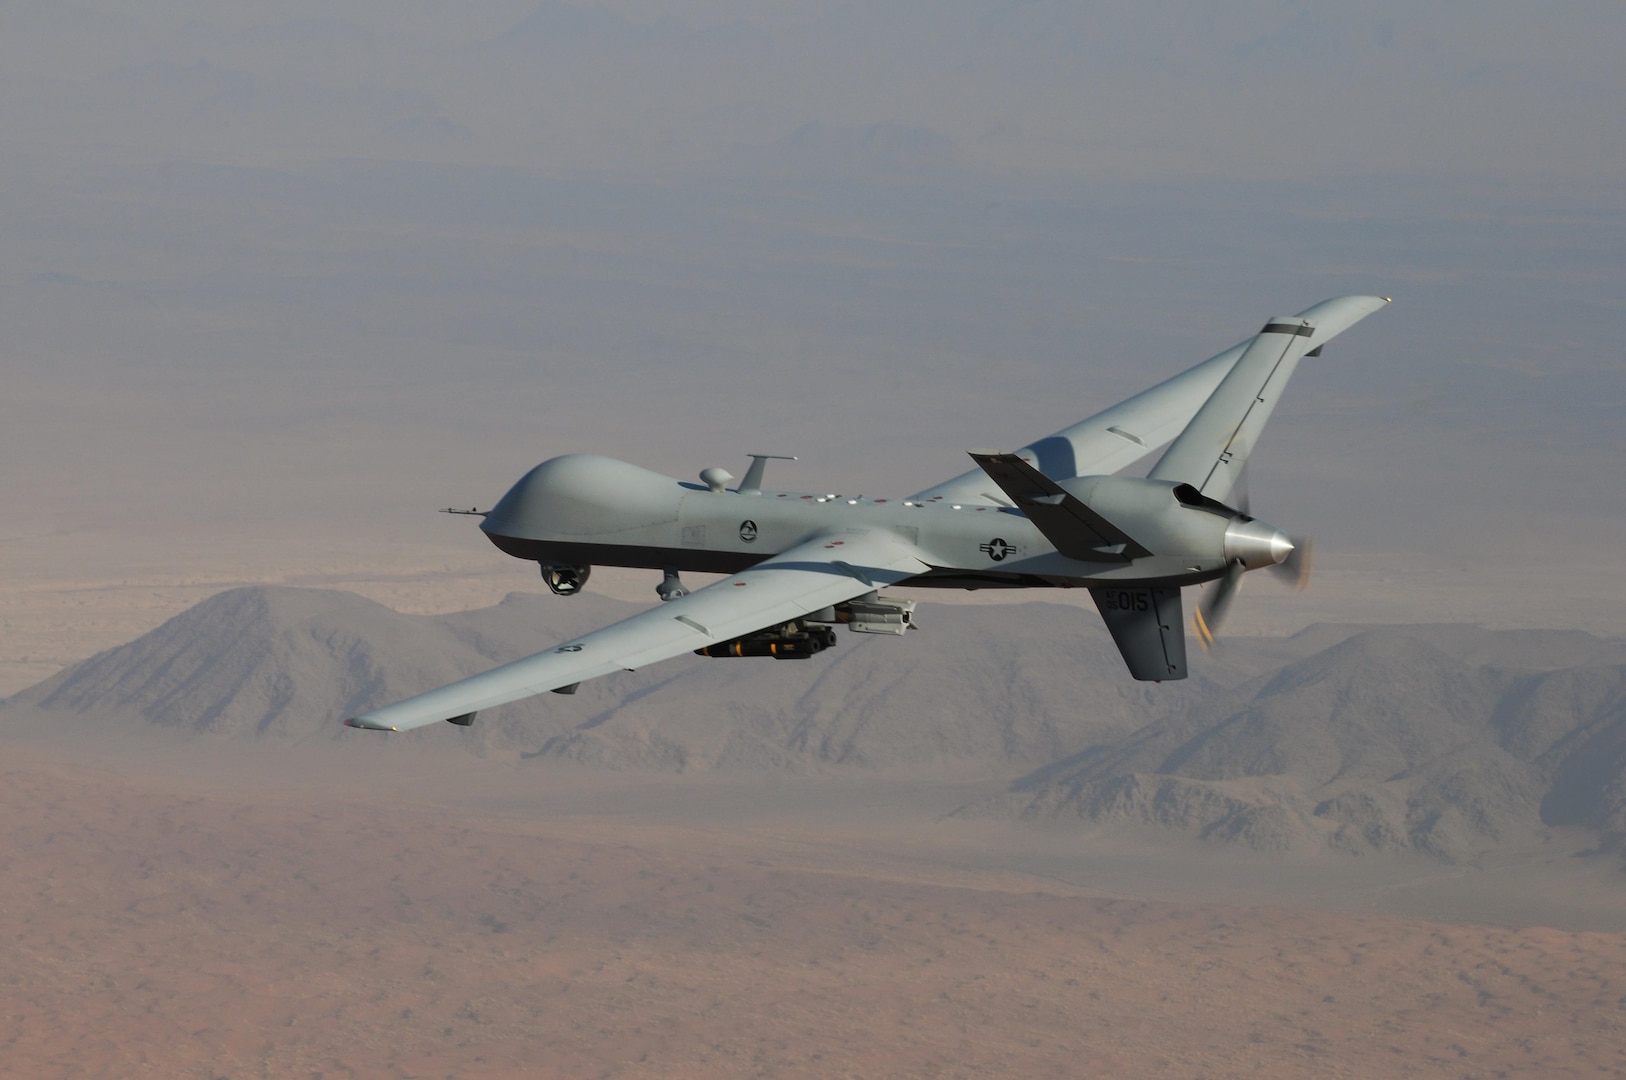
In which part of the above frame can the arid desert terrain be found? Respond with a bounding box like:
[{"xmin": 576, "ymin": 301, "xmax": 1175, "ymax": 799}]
[
  {"xmin": 7, "ymin": 6, "xmax": 1626, "ymax": 1074},
  {"xmin": 4, "ymin": 566, "xmax": 1626, "ymax": 1079},
  {"xmin": 4, "ymin": 739, "xmax": 1626, "ymax": 1079}
]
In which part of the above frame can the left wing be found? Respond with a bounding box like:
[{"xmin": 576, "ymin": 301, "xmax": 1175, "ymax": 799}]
[
  {"xmin": 1148, "ymin": 296, "xmax": 1389, "ymax": 504},
  {"xmin": 908, "ymin": 338, "xmax": 1247, "ymax": 506},
  {"xmin": 909, "ymin": 295, "xmax": 1390, "ymax": 505},
  {"xmin": 344, "ymin": 531, "xmax": 928, "ymax": 732}
]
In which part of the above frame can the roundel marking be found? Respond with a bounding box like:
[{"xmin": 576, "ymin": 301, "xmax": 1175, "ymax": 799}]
[
  {"xmin": 739, "ymin": 520, "xmax": 758, "ymax": 543},
  {"xmin": 979, "ymin": 538, "xmax": 1014, "ymax": 562}
]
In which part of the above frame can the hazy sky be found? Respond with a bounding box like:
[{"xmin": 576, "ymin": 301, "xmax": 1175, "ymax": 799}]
[{"xmin": 2, "ymin": 2, "xmax": 1622, "ymax": 608}]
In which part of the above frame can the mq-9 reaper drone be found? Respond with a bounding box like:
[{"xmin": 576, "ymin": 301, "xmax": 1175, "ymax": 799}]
[{"xmin": 346, "ymin": 295, "xmax": 1388, "ymax": 733}]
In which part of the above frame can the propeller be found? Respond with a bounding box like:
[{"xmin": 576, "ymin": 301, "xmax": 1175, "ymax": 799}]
[
  {"xmin": 1190, "ymin": 473, "xmax": 1315, "ymax": 651},
  {"xmin": 1192, "ymin": 559, "xmax": 1246, "ymax": 650},
  {"xmin": 1269, "ymin": 536, "xmax": 1313, "ymax": 591},
  {"xmin": 1228, "ymin": 466, "xmax": 1311, "ymax": 591}
]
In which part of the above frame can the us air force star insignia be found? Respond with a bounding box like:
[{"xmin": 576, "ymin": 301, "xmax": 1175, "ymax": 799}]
[
  {"xmin": 739, "ymin": 520, "xmax": 758, "ymax": 543},
  {"xmin": 557, "ymin": 644, "xmax": 584, "ymax": 652},
  {"xmin": 980, "ymin": 538, "xmax": 1014, "ymax": 562}
]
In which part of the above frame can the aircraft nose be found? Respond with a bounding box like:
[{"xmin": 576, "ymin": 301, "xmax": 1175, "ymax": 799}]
[{"xmin": 1222, "ymin": 518, "xmax": 1294, "ymax": 570}]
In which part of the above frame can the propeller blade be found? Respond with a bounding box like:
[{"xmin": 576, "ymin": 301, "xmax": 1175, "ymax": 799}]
[
  {"xmin": 1232, "ymin": 463, "xmax": 1251, "ymax": 518},
  {"xmin": 1192, "ymin": 560, "xmax": 1246, "ymax": 651},
  {"xmin": 1269, "ymin": 536, "xmax": 1314, "ymax": 591}
]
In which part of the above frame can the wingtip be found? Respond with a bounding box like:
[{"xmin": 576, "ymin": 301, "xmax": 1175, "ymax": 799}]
[{"xmin": 343, "ymin": 717, "xmax": 397, "ymax": 732}]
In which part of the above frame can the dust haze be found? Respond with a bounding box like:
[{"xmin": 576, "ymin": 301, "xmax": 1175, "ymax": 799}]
[{"xmin": 4, "ymin": 3, "xmax": 1625, "ymax": 1077}]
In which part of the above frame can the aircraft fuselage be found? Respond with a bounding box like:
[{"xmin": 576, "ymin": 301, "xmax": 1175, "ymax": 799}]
[{"xmin": 479, "ymin": 453, "xmax": 1259, "ymax": 593}]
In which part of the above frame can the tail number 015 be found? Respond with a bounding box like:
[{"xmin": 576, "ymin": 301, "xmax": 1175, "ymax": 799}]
[{"xmin": 1100, "ymin": 590, "xmax": 1150, "ymax": 613}]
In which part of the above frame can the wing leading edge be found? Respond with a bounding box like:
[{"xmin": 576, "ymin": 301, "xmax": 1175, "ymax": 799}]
[{"xmin": 344, "ymin": 531, "xmax": 929, "ymax": 732}]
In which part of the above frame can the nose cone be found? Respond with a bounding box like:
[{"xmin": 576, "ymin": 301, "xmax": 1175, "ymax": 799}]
[
  {"xmin": 482, "ymin": 453, "xmax": 683, "ymax": 539},
  {"xmin": 1222, "ymin": 518, "xmax": 1294, "ymax": 570}
]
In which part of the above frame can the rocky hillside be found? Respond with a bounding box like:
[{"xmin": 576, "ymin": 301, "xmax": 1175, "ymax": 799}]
[
  {"xmin": 2, "ymin": 585, "xmax": 1228, "ymax": 768},
  {"xmin": 966, "ymin": 627, "xmax": 1626, "ymax": 861},
  {"xmin": 11, "ymin": 584, "xmax": 1625, "ymax": 861}
]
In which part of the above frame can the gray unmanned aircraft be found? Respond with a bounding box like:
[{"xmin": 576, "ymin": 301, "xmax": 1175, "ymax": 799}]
[{"xmin": 346, "ymin": 295, "xmax": 1388, "ymax": 733}]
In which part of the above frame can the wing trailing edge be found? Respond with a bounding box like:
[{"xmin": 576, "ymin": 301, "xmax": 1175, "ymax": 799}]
[{"xmin": 1148, "ymin": 296, "xmax": 1390, "ymax": 502}]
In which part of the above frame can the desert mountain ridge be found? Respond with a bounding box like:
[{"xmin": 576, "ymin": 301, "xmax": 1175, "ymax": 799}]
[
  {"xmin": 3, "ymin": 584, "xmax": 1222, "ymax": 769},
  {"xmin": 6, "ymin": 584, "xmax": 1624, "ymax": 864},
  {"xmin": 966, "ymin": 627, "xmax": 1626, "ymax": 862}
]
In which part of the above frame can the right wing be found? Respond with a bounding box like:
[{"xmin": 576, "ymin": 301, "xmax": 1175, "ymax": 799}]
[
  {"xmin": 908, "ymin": 295, "xmax": 1390, "ymax": 505},
  {"xmin": 344, "ymin": 530, "xmax": 928, "ymax": 733}
]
